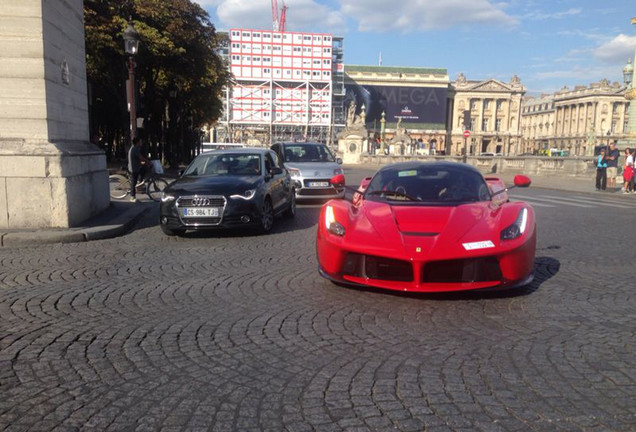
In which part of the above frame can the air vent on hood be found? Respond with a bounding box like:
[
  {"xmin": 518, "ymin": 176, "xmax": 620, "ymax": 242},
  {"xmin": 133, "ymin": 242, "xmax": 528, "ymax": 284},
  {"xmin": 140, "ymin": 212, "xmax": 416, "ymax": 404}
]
[{"xmin": 402, "ymin": 232, "xmax": 439, "ymax": 237}]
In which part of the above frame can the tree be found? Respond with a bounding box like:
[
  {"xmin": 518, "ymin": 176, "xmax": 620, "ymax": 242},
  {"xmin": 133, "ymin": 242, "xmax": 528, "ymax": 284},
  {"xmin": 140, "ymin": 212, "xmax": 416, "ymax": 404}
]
[{"xmin": 84, "ymin": 0, "xmax": 229, "ymax": 165}]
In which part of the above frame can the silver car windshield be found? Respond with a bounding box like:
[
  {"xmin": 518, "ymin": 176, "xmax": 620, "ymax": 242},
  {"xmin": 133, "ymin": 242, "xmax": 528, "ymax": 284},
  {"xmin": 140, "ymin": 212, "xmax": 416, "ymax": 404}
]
[
  {"xmin": 283, "ymin": 144, "xmax": 335, "ymax": 163},
  {"xmin": 183, "ymin": 153, "xmax": 261, "ymax": 177}
]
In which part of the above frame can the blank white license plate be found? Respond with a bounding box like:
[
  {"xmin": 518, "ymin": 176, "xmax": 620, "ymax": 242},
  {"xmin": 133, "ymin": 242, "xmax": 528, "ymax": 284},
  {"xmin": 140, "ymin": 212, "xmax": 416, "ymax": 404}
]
[
  {"xmin": 308, "ymin": 181, "xmax": 329, "ymax": 187},
  {"xmin": 181, "ymin": 207, "xmax": 220, "ymax": 217}
]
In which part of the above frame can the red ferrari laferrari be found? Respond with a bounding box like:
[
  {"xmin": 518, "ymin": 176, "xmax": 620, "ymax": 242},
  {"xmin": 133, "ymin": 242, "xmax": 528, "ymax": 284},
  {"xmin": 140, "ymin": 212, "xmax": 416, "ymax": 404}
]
[{"xmin": 316, "ymin": 162, "xmax": 536, "ymax": 293}]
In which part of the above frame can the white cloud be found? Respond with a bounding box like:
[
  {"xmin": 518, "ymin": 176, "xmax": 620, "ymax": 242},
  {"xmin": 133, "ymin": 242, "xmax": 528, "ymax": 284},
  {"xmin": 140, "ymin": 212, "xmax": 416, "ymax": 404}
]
[
  {"xmin": 205, "ymin": 0, "xmax": 346, "ymax": 33},
  {"xmin": 340, "ymin": 0, "xmax": 517, "ymax": 32},
  {"xmin": 594, "ymin": 34, "xmax": 636, "ymax": 64},
  {"xmin": 204, "ymin": 0, "xmax": 517, "ymax": 33},
  {"xmin": 520, "ymin": 8, "xmax": 581, "ymax": 21}
]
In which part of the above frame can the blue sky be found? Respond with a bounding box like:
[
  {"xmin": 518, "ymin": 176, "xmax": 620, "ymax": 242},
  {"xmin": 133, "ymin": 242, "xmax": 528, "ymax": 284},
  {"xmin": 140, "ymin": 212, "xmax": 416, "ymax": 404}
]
[{"xmin": 196, "ymin": 0, "xmax": 636, "ymax": 95}]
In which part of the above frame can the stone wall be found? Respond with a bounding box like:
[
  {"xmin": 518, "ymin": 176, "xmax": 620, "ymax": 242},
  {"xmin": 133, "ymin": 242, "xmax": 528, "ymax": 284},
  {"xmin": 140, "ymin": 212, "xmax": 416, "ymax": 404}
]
[
  {"xmin": 0, "ymin": 0, "xmax": 109, "ymax": 229},
  {"xmin": 359, "ymin": 154, "xmax": 597, "ymax": 177}
]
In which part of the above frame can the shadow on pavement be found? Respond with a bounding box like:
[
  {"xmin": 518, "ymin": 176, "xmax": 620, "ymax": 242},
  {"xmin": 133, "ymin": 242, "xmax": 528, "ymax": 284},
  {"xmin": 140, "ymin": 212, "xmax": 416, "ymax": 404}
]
[{"xmin": 146, "ymin": 207, "xmax": 322, "ymax": 239}]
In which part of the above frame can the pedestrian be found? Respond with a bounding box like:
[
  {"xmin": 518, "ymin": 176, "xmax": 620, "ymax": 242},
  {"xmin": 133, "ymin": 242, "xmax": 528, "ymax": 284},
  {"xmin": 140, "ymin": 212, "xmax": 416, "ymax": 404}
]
[
  {"xmin": 623, "ymin": 148, "xmax": 634, "ymax": 193},
  {"xmin": 606, "ymin": 141, "xmax": 620, "ymax": 191},
  {"xmin": 596, "ymin": 148, "xmax": 607, "ymax": 191},
  {"xmin": 128, "ymin": 136, "xmax": 149, "ymax": 202}
]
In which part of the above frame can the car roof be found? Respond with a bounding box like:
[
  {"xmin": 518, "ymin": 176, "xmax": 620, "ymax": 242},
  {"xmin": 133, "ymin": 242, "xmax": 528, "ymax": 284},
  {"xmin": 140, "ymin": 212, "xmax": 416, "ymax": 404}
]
[
  {"xmin": 277, "ymin": 142, "xmax": 326, "ymax": 146},
  {"xmin": 200, "ymin": 148, "xmax": 270, "ymax": 155},
  {"xmin": 377, "ymin": 161, "xmax": 484, "ymax": 176}
]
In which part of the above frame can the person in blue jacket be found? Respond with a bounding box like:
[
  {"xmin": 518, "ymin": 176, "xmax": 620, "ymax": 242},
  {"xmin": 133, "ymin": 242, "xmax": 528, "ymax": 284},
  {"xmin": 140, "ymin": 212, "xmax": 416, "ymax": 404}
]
[{"xmin": 596, "ymin": 148, "xmax": 608, "ymax": 191}]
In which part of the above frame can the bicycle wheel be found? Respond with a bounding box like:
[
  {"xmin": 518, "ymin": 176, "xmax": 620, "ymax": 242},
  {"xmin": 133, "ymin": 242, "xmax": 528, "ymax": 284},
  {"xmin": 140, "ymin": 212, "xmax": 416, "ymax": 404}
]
[
  {"xmin": 109, "ymin": 174, "xmax": 131, "ymax": 199},
  {"xmin": 146, "ymin": 177, "xmax": 169, "ymax": 202}
]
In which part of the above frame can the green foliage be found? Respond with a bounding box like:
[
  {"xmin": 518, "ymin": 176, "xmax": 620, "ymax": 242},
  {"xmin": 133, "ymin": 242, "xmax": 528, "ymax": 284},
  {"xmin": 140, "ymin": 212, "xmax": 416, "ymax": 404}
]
[{"xmin": 84, "ymin": 0, "xmax": 229, "ymax": 163}]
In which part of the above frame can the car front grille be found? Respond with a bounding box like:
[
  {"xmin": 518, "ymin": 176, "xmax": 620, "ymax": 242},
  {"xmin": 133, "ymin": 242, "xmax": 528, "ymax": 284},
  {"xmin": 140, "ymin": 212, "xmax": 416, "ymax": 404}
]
[
  {"xmin": 177, "ymin": 196, "xmax": 226, "ymax": 207},
  {"xmin": 343, "ymin": 253, "xmax": 414, "ymax": 282},
  {"xmin": 298, "ymin": 188, "xmax": 337, "ymax": 196},
  {"xmin": 422, "ymin": 257, "xmax": 502, "ymax": 283},
  {"xmin": 176, "ymin": 195, "xmax": 227, "ymax": 227}
]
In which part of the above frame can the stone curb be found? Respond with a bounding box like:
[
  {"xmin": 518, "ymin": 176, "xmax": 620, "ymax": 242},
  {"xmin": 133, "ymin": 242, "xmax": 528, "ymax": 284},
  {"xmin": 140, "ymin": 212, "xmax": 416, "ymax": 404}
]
[{"xmin": 0, "ymin": 205, "xmax": 150, "ymax": 248}]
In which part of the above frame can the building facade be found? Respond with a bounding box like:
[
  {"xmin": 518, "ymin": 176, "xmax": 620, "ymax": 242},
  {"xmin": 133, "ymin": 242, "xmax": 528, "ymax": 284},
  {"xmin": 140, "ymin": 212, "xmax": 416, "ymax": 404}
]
[
  {"xmin": 447, "ymin": 74, "xmax": 525, "ymax": 156},
  {"xmin": 217, "ymin": 28, "xmax": 344, "ymax": 145},
  {"xmin": 521, "ymin": 79, "xmax": 629, "ymax": 156}
]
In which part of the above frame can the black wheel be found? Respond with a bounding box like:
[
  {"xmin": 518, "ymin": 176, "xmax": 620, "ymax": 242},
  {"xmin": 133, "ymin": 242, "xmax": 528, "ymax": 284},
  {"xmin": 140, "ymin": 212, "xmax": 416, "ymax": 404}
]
[
  {"xmin": 147, "ymin": 178, "xmax": 169, "ymax": 202},
  {"xmin": 109, "ymin": 174, "xmax": 130, "ymax": 199},
  {"xmin": 283, "ymin": 193, "xmax": 296, "ymax": 218},
  {"xmin": 259, "ymin": 198, "xmax": 274, "ymax": 234},
  {"xmin": 160, "ymin": 224, "xmax": 185, "ymax": 236}
]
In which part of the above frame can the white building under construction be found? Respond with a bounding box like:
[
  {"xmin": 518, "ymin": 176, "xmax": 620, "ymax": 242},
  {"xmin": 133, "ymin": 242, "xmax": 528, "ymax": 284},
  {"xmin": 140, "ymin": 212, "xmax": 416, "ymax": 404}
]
[{"xmin": 214, "ymin": 28, "xmax": 345, "ymax": 145}]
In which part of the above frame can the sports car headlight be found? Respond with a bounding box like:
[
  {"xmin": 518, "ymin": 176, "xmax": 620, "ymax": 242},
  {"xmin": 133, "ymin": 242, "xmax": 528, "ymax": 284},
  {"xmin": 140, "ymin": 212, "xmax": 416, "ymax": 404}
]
[
  {"xmin": 288, "ymin": 168, "xmax": 301, "ymax": 178},
  {"xmin": 500, "ymin": 208, "xmax": 528, "ymax": 240},
  {"xmin": 161, "ymin": 192, "xmax": 176, "ymax": 202},
  {"xmin": 325, "ymin": 205, "xmax": 345, "ymax": 236},
  {"xmin": 230, "ymin": 189, "xmax": 256, "ymax": 200}
]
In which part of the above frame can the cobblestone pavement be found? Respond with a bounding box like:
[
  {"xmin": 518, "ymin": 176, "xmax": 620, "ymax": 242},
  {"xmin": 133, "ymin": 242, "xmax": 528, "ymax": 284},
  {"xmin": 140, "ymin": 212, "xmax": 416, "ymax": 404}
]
[{"xmin": 1, "ymin": 170, "xmax": 635, "ymax": 431}]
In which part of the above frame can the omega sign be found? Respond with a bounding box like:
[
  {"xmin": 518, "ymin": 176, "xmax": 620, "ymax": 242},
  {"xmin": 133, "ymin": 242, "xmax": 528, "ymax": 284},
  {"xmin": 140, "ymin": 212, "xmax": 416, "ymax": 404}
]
[{"xmin": 345, "ymin": 84, "xmax": 448, "ymax": 125}]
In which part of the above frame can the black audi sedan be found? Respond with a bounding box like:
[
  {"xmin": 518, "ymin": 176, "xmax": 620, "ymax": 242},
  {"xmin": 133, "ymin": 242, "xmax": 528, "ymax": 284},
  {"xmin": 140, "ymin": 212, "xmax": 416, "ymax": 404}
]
[{"xmin": 159, "ymin": 148, "xmax": 295, "ymax": 236}]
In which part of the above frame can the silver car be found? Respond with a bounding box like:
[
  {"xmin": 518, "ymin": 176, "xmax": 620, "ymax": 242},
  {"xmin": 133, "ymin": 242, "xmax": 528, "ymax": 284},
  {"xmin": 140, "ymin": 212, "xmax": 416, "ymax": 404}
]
[{"xmin": 271, "ymin": 142, "xmax": 345, "ymax": 200}]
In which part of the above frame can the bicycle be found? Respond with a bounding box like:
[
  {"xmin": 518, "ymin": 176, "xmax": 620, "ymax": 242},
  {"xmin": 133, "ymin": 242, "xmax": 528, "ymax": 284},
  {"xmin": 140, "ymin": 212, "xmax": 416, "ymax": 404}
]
[{"xmin": 109, "ymin": 162, "xmax": 170, "ymax": 202}]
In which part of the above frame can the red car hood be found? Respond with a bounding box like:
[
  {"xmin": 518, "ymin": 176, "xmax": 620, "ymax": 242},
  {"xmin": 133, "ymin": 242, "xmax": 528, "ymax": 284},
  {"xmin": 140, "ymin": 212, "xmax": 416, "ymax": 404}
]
[{"xmin": 349, "ymin": 201, "xmax": 499, "ymax": 258}]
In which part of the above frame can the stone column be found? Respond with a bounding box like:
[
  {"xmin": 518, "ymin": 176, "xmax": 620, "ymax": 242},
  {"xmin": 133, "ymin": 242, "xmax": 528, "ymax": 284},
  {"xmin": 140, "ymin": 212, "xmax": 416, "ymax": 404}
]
[{"xmin": 0, "ymin": 0, "xmax": 109, "ymax": 229}]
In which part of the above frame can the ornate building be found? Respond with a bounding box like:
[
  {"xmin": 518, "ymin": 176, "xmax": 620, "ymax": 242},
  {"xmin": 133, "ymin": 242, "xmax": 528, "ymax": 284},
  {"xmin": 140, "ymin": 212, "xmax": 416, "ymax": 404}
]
[
  {"xmin": 447, "ymin": 74, "xmax": 525, "ymax": 156},
  {"xmin": 521, "ymin": 80, "xmax": 629, "ymax": 156},
  {"xmin": 519, "ymin": 94, "xmax": 555, "ymax": 154}
]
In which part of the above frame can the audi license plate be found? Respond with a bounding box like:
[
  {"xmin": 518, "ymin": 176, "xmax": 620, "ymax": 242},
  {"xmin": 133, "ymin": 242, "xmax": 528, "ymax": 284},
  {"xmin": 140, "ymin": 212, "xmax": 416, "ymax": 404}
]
[
  {"xmin": 181, "ymin": 207, "xmax": 220, "ymax": 217},
  {"xmin": 308, "ymin": 181, "xmax": 329, "ymax": 187}
]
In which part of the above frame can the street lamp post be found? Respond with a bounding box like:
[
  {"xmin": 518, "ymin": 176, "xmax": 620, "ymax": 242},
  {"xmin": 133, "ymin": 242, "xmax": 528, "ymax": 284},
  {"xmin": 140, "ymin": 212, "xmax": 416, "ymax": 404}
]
[
  {"xmin": 621, "ymin": 18, "xmax": 636, "ymax": 149},
  {"xmin": 123, "ymin": 19, "xmax": 140, "ymax": 144}
]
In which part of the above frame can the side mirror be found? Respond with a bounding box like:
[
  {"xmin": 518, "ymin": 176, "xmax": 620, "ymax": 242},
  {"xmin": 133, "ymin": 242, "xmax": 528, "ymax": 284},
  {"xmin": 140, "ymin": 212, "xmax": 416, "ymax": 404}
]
[
  {"xmin": 336, "ymin": 157, "xmax": 343, "ymax": 165},
  {"xmin": 513, "ymin": 175, "xmax": 531, "ymax": 188},
  {"xmin": 330, "ymin": 174, "xmax": 345, "ymax": 187},
  {"xmin": 271, "ymin": 167, "xmax": 283, "ymax": 175}
]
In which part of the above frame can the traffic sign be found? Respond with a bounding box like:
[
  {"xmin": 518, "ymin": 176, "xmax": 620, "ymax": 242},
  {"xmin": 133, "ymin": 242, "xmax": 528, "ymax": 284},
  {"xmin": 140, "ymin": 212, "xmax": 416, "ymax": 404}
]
[{"xmin": 463, "ymin": 130, "xmax": 471, "ymax": 138}]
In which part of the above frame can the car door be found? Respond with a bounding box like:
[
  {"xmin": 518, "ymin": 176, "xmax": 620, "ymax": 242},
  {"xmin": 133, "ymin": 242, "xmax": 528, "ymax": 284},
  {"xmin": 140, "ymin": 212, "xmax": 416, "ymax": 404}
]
[{"xmin": 264, "ymin": 151, "xmax": 286, "ymax": 212}]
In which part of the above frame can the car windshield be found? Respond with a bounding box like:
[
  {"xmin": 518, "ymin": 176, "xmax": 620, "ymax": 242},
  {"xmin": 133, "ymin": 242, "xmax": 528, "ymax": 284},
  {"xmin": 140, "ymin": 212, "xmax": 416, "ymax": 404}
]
[
  {"xmin": 283, "ymin": 144, "xmax": 335, "ymax": 163},
  {"xmin": 183, "ymin": 153, "xmax": 261, "ymax": 177},
  {"xmin": 364, "ymin": 166, "xmax": 492, "ymax": 205}
]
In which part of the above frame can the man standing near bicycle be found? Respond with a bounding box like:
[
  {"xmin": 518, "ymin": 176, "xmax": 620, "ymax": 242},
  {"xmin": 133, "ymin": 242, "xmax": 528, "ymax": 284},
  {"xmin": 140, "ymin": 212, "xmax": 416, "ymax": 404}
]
[{"xmin": 128, "ymin": 137, "xmax": 149, "ymax": 202}]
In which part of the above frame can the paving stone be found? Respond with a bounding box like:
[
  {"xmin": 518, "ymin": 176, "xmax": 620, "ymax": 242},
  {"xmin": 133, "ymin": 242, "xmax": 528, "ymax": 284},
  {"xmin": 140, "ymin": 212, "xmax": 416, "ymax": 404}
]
[{"xmin": 1, "ymin": 180, "xmax": 635, "ymax": 431}]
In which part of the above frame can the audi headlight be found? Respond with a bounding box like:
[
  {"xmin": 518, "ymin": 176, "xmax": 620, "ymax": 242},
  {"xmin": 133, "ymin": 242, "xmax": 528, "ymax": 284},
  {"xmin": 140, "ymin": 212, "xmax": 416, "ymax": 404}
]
[
  {"xmin": 161, "ymin": 192, "xmax": 176, "ymax": 202},
  {"xmin": 325, "ymin": 205, "xmax": 345, "ymax": 236},
  {"xmin": 230, "ymin": 189, "xmax": 256, "ymax": 200},
  {"xmin": 500, "ymin": 208, "xmax": 528, "ymax": 240},
  {"xmin": 288, "ymin": 168, "xmax": 301, "ymax": 178}
]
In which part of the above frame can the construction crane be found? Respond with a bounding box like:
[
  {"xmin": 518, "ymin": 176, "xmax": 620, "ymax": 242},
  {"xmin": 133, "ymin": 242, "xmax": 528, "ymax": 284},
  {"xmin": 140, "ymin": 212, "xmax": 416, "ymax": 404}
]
[{"xmin": 271, "ymin": 0, "xmax": 287, "ymax": 32}]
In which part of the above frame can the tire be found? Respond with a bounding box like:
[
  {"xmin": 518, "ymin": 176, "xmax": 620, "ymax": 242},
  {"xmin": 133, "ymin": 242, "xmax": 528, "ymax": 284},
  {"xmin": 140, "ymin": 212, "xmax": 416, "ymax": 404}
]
[
  {"xmin": 109, "ymin": 174, "xmax": 130, "ymax": 199},
  {"xmin": 160, "ymin": 224, "xmax": 185, "ymax": 236},
  {"xmin": 259, "ymin": 198, "xmax": 274, "ymax": 234},
  {"xmin": 147, "ymin": 178, "xmax": 169, "ymax": 202},
  {"xmin": 283, "ymin": 193, "xmax": 296, "ymax": 218}
]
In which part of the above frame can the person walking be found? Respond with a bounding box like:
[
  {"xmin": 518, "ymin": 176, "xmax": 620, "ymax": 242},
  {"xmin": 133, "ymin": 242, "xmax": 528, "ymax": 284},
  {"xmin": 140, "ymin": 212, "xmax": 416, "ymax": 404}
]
[
  {"xmin": 623, "ymin": 148, "xmax": 634, "ymax": 193},
  {"xmin": 127, "ymin": 137, "xmax": 149, "ymax": 202},
  {"xmin": 596, "ymin": 148, "xmax": 608, "ymax": 191},
  {"xmin": 606, "ymin": 141, "xmax": 620, "ymax": 191}
]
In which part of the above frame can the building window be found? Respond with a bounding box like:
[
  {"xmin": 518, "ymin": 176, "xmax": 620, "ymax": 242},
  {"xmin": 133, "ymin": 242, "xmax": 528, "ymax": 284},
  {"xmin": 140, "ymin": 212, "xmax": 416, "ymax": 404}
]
[
  {"xmin": 495, "ymin": 118, "xmax": 502, "ymax": 131},
  {"xmin": 242, "ymin": 32, "xmax": 250, "ymax": 37},
  {"xmin": 482, "ymin": 119, "xmax": 488, "ymax": 131},
  {"xmin": 263, "ymin": 33, "xmax": 271, "ymax": 39}
]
